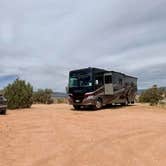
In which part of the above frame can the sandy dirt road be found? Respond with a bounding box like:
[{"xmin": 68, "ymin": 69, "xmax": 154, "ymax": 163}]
[{"xmin": 0, "ymin": 104, "xmax": 166, "ymax": 166}]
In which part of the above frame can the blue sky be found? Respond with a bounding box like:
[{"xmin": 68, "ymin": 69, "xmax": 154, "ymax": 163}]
[
  {"xmin": 0, "ymin": 0, "xmax": 166, "ymax": 91},
  {"xmin": 0, "ymin": 75, "xmax": 17, "ymax": 89}
]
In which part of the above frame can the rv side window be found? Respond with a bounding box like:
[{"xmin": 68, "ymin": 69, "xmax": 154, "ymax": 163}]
[
  {"xmin": 95, "ymin": 74, "xmax": 103, "ymax": 86},
  {"xmin": 105, "ymin": 75, "xmax": 112, "ymax": 84},
  {"xmin": 119, "ymin": 79, "xmax": 122, "ymax": 85}
]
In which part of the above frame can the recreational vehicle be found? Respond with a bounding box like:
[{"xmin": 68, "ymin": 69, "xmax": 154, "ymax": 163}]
[{"xmin": 67, "ymin": 67, "xmax": 137, "ymax": 110}]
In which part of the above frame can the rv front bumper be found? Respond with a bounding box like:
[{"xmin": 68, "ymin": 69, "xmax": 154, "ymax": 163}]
[{"xmin": 68, "ymin": 96, "xmax": 96, "ymax": 106}]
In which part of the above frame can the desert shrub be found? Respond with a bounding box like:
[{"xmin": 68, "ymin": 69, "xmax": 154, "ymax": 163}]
[
  {"xmin": 4, "ymin": 79, "xmax": 33, "ymax": 109},
  {"xmin": 56, "ymin": 98, "xmax": 66, "ymax": 104},
  {"xmin": 33, "ymin": 89, "xmax": 53, "ymax": 104},
  {"xmin": 139, "ymin": 85, "xmax": 163, "ymax": 105}
]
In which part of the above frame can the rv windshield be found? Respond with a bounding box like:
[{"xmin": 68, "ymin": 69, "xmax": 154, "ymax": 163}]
[{"xmin": 69, "ymin": 71, "xmax": 92, "ymax": 88}]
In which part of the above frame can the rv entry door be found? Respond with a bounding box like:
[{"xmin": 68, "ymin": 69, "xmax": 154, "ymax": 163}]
[{"xmin": 104, "ymin": 73, "xmax": 113, "ymax": 95}]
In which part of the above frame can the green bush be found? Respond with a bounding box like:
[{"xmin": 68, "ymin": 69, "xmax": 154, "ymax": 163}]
[
  {"xmin": 33, "ymin": 89, "xmax": 53, "ymax": 104},
  {"xmin": 4, "ymin": 79, "xmax": 33, "ymax": 109},
  {"xmin": 139, "ymin": 85, "xmax": 163, "ymax": 106}
]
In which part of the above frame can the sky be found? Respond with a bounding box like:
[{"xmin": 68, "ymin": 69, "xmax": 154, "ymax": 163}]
[{"xmin": 0, "ymin": 0, "xmax": 166, "ymax": 91}]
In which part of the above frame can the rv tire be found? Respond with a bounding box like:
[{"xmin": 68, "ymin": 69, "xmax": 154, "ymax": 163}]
[
  {"xmin": 125, "ymin": 100, "xmax": 128, "ymax": 106},
  {"xmin": 73, "ymin": 105, "xmax": 81, "ymax": 110},
  {"xmin": 121, "ymin": 99, "xmax": 128, "ymax": 106},
  {"xmin": 94, "ymin": 99, "xmax": 102, "ymax": 110}
]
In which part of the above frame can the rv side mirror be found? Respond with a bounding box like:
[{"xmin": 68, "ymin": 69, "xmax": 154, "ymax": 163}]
[{"xmin": 95, "ymin": 80, "xmax": 99, "ymax": 85}]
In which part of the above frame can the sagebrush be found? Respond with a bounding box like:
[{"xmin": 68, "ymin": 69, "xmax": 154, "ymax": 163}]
[
  {"xmin": 4, "ymin": 79, "xmax": 33, "ymax": 109},
  {"xmin": 33, "ymin": 89, "xmax": 53, "ymax": 104},
  {"xmin": 139, "ymin": 85, "xmax": 164, "ymax": 105}
]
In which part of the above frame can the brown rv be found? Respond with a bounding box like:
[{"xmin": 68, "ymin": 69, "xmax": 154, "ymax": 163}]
[{"xmin": 67, "ymin": 67, "xmax": 137, "ymax": 110}]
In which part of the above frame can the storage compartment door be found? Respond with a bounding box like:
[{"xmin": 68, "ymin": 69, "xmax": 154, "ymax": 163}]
[{"xmin": 104, "ymin": 73, "xmax": 113, "ymax": 95}]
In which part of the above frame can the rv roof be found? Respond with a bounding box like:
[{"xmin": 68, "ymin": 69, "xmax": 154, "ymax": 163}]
[
  {"xmin": 110, "ymin": 71, "xmax": 138, "ymax": 79},
  {"xmin": 69, "ymin": 67, "xmax": 137, "ymax": 79},
  {"xmin": 70, "ymin": 67, "xmax": 107, "ymax": 73}
]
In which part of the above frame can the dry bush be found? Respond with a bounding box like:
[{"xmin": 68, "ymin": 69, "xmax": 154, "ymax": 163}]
[
  {"xmin": 33, "ymin": 89, "xmax": 53, "ymax": 104},
  {"xmin": 55, "ymin": 98, "xmax": 68, "ymax": 104},
  {"xmin": 139, "ymin": 85, "xmax": 164, "ymax": 106}
]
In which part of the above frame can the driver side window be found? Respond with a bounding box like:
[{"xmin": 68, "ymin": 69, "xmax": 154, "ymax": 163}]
[{"xmin": 95, "ymin": 74, "xmax": 103, "ymax": 88}]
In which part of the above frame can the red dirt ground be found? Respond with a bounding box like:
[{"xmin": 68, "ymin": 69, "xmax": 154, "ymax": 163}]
[{"xmin": 0, "ymin": 104, "xmax": 166, "ymax": 166}]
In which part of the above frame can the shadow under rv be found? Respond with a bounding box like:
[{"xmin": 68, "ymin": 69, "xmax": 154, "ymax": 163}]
[{"xmin": 67, "ymin": 67, "xmax": 137, "ymax": 110}]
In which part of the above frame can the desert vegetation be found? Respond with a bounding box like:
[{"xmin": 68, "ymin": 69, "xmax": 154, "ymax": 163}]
[
  {"xmin": 1, "ymin": 79, "xmax": 67, "ymax": 109},
  {"xmin": 33, "ymin": 89, "xmax": 54, "ymax": 104},
  {"xmin": 54, "ymin": 98, "xmax": 68, "ymax": 104},
  {"xmin": 139, "ymin": 85, "xmax": 166, "ymax": 106},
  {"xmin": 3, "ymin": 79, "xmax": 33, "ymax": 109}
]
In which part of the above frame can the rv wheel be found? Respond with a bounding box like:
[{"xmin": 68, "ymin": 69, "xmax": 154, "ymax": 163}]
[
  {"xmin": 121, "ymin": 100, "xmax": 128, "ymax": 106},
  {"xmin": 124, "ymin": 100, "xmax": 128, "ymax": 106},
  {"xmin": 94, "ymin": 99, "xmax": 102, "ymax": 110},
  {"xmin": 73, "ymin": 105, "xmax": 81, "ymax": 110}
]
